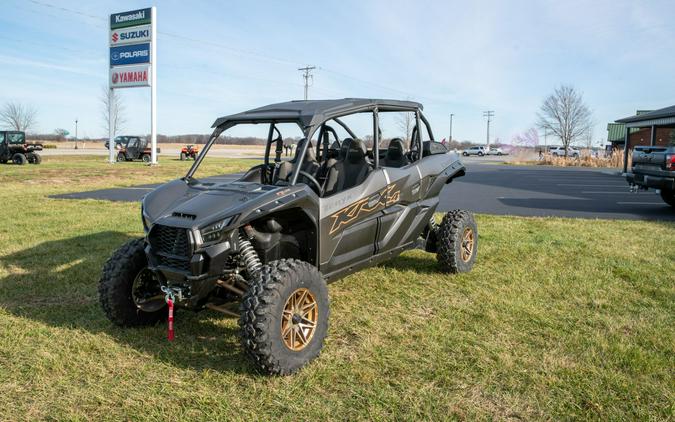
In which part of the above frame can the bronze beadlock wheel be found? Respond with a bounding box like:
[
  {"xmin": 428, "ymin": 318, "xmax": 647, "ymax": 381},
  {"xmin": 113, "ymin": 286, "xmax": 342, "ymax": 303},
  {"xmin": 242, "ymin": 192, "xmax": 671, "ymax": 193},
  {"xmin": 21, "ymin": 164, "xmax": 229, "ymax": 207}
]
[
  {"xmin": 461, "ymin": 227, "xmax": 475, "ymax": 262},
  {"xmin": 281, "ymin": 288, "xmax": 318, "ymax": 351},
  {"xmin": 131, "ymin": 268, "xmax": 165, "ymax": 313}
]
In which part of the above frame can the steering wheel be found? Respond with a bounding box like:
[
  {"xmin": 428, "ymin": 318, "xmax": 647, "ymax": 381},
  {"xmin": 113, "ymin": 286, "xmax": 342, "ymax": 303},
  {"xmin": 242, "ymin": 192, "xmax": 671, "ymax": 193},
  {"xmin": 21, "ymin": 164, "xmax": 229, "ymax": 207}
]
[{"xmin": 292, "ymin": 170, "xmax": 323, "ymax": 195}]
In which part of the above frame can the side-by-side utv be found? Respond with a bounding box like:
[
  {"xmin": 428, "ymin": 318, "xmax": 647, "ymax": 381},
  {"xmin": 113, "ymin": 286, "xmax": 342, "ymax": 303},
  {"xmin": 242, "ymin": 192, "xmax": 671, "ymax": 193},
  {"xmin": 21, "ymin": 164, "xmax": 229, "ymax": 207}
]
[{"xmin": 99, "ymin": 99, "xmax": 477, "ymax": 374}]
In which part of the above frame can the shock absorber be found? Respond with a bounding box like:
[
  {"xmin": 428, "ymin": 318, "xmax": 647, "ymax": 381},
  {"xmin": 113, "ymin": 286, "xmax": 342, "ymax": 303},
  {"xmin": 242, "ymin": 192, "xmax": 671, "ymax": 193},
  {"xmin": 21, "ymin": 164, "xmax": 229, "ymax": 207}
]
[{"xmin": 238, "ymin": 232, "xmax": 262, "ymax": 278}]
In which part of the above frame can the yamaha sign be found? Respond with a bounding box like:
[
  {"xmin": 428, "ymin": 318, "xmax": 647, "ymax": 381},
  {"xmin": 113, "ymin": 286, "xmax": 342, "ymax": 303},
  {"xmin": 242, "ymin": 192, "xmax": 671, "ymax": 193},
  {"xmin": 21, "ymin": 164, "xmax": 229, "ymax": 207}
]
[{"xmin": 108, "ymin": 7, "xmax": 157, "ymax": 164}]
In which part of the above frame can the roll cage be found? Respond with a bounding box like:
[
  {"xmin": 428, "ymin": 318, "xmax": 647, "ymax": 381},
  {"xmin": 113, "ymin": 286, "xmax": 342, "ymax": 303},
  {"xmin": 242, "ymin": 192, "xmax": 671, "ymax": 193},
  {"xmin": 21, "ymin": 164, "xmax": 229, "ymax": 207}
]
[{"xmin": 186, "ymin": 99, "xmax": 436, "ymax": 191}]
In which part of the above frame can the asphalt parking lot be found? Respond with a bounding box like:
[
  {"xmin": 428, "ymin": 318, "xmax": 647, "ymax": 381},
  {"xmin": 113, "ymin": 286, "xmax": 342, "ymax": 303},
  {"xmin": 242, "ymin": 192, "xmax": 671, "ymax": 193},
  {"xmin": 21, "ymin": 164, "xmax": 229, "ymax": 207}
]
[{"xmin": 52, "ymin": 163, "xmax": 675, "ymax": 221}]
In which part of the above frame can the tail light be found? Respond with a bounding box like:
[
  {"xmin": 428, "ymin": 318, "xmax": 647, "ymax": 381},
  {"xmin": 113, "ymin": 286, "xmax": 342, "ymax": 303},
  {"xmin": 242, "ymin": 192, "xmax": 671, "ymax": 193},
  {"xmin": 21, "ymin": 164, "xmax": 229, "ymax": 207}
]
[{"xmin": 666, "ymin": 154, "xmax": 675, "ymax": 171}]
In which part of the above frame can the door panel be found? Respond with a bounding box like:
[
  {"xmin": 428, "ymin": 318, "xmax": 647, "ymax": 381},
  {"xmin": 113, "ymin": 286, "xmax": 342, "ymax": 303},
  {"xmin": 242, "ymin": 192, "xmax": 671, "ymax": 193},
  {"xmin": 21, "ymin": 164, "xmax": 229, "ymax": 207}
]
[
  {"xmin": 375, "ymin": 165, "xmax": 421, "ymax": 253},
  {"xmin": 319, "ymin": 169, "xmax": 388, "ymax": 274}
]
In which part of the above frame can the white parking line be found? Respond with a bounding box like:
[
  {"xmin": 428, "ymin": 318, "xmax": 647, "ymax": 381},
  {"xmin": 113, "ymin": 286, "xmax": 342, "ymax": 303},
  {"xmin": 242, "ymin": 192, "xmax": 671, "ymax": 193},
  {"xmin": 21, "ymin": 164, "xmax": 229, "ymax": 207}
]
[
  {"xmin": 616, "ymin": 201, "xmax": 663, "ymax": 205},
  {"xmin": 558, "ymin": 184, "xmax": 625, "ymax": 187}
]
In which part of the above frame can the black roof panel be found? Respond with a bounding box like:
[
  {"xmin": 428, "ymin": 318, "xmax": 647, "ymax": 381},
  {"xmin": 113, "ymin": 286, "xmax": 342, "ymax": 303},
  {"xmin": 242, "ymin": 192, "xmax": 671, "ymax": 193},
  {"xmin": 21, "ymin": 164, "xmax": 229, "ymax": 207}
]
[
  {"xmin": 616, "ymin": 104, "xmax": 675, "ymax": 123},
  {"xmin": 212, "ymin": 98, "xmax": 422, "ymax": 128}
]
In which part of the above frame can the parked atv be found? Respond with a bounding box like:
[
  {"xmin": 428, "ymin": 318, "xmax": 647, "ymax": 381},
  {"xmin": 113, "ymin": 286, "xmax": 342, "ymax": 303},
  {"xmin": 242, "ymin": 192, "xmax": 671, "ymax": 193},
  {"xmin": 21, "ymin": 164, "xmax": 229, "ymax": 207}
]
[
  {"xmin": 0, "ymin": 131, "xmax": 43, "ymax": 165},
  {"xmin": 116, "ymin": 137, "xmax": 159, "ymax": 162},
  {"xmin": 180, "ymin": 145, "xmax": 199, "ymax": 160},
  {"xmin": 99, "ymin": 99, "xmax": 477, "ymax": 375}
]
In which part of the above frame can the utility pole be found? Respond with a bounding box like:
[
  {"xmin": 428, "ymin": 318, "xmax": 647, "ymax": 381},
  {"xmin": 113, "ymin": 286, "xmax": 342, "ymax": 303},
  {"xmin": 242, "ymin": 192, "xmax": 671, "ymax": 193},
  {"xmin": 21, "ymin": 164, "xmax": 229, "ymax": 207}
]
[
  {"xmin": 298, "ymin": 65, "xmax": 316, "ymax": 100},
  {"xmin": 74, "ymin": 118, "xmax": 78, "ymax": 150},
  {"xmin": 483, "ymin": 110, "xmax": 494, "ymax": 147},
  {"xmin": 449, "ymin": 113, "xmax": 454, "ymax": 144}
]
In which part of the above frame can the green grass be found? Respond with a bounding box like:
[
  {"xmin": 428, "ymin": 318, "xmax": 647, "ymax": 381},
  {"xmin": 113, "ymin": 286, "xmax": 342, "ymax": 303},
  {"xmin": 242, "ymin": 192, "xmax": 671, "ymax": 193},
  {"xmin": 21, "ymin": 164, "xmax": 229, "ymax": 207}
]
[{"xmin": 0, "ymin": 156, "xmax": 673, "ymax": 421}]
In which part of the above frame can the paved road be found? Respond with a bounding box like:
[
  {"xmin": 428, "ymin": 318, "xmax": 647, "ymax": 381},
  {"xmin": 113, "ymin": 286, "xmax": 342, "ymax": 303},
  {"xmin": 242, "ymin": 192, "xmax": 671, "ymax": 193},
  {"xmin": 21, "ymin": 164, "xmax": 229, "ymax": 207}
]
[{"xmin": 52, "ymin": 164, "xmax": 675, "ymax": 221}]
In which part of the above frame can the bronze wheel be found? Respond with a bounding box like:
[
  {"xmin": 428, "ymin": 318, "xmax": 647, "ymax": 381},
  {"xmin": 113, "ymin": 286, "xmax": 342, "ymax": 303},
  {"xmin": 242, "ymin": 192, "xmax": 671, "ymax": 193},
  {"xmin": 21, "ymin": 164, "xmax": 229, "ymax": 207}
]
[
  {"xmin": 281, "ymin": 288, "xmax": 318, "ymax": 351},
  {"xmin": 461, "ymin": 227, "xmax": 475, "ymax": 262}
]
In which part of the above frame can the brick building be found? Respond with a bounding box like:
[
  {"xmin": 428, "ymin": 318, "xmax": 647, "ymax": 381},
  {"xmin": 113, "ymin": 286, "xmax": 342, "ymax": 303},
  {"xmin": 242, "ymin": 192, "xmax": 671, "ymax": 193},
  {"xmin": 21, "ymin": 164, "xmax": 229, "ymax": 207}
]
[{"xmin": 614, "ymin": 105, "xmax": 675, "ymax": 172}]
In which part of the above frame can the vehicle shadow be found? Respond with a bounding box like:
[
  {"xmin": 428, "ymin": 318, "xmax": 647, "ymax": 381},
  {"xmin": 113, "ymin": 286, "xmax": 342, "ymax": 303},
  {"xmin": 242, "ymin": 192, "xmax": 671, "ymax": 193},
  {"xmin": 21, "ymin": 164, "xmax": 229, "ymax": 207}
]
[
  {"xmin": 0, "ymin": 232, "xmax": 258, "ymax": 375},
  {"xmin": 379, "ymin": 250, "xmax": 444, "ymax": 275}
]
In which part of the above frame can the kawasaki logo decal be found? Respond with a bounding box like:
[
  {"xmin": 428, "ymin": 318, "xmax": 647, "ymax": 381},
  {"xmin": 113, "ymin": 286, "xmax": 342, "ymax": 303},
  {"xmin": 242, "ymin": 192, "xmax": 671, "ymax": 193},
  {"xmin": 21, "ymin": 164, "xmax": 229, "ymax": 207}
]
[{"xmin": 328, "ymin": 183, "xmax": 401, "ymax": 235}]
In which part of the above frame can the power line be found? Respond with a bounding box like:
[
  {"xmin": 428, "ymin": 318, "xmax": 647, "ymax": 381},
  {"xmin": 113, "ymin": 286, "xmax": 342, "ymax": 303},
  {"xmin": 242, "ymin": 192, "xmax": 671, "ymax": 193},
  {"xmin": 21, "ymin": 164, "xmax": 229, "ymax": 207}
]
[{"xmin": 298, "ymin": 66, "xmax": 316, "ymax": 100}]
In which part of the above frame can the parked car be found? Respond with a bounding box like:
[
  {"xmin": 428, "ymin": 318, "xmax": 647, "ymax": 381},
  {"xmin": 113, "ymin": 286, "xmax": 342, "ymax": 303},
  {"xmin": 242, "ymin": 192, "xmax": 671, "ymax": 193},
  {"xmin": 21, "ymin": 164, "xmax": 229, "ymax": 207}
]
[
  {"xmin": 626, "ymin": 145, "xmax": 675, "ymax": 207},
  {"xmin": 486, "ymin": 147, "xmax": 505, "ymax": 156},
  {"xmin": 98, "ymin": 98, "xmax": 477, "ymax": 375},
  {"xmin": 550, "ymin": 147, "xmax": 580, "ymax": 158},
  {"xmin": 462, "ymin": 146, "xmax": 486, "ymax": 156}
]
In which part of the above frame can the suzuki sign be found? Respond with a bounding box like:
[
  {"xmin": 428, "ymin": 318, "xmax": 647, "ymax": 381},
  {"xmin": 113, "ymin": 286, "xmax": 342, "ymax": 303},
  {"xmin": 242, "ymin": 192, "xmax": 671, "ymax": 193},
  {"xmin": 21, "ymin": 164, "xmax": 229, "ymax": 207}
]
[
  {"xmin": 110, "ymin": 64, "xmax": 151, "ymax": 88},
  {"xmin": 110, "ymin": 24, "xmax": 151, "ymax": 46},
  {"xmin": 110, "ymin": 43, "xmax": 150, "ymax": 66}
]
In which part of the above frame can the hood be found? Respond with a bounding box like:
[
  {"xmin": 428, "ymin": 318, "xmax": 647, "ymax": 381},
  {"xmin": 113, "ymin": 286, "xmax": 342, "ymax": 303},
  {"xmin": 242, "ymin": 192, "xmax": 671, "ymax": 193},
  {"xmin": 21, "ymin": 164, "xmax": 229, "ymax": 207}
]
[{"xmin": 143, "ymin": 177, "xmax": 284, "ymax": 229}]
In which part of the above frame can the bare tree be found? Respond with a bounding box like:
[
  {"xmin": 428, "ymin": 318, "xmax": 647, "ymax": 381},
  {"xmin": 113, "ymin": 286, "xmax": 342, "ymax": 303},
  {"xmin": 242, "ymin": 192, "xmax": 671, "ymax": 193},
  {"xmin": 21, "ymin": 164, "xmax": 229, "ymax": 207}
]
[
  {"xmin": 512, "ymin": 128, "xmax": 539, "ymax": 147},
  {"xmin": 54, "ymin": 128, "xmax": 69, "ymax": 140},
  {"xmin": 395, "ymin": 111, "xmax": 415, "ymax": 142},
  {"xmin": 100, "ymin": 86, "xmax": 125, "ymax": 137},
  {"xmin": 0, "ymin": 101, "xmax": 38, "ymax": 131},
  {"xmin": 537, "ymin": 85, "xmax": 593, "ymax": 158}
]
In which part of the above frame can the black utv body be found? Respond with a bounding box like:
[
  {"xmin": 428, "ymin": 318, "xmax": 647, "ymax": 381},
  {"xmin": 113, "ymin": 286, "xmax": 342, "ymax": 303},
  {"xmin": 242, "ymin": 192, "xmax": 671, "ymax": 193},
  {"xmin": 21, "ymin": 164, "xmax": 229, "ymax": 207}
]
[
  {"xmin": 0, "ymin": 131, "xmax": 43, "ymax": 164},
  {"xmin": 99, "ymin": 99, "xmax": 477, "ymax": 374}
]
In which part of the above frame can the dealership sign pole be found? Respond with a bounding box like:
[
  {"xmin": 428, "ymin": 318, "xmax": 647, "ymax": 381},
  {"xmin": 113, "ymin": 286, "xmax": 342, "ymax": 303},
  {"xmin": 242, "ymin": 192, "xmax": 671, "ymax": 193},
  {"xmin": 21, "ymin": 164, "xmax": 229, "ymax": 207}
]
[{"xmin": 108, "ymin": 7, "xmax": 157, "ymax": 164}]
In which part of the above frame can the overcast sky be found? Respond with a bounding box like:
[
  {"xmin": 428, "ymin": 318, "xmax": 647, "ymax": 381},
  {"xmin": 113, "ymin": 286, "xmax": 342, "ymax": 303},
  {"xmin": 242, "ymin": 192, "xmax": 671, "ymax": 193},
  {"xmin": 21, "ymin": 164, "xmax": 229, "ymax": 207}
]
[{"xmin": 1, "ymin": 0, "xmax": 673, "ymax": 145}]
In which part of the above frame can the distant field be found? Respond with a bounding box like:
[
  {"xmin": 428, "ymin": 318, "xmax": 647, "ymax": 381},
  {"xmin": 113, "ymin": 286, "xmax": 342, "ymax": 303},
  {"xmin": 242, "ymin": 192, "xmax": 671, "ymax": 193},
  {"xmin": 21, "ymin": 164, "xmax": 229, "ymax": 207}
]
[{"xmin": 0, "ymin": 156, "xmax": 673, "ymax": 420}]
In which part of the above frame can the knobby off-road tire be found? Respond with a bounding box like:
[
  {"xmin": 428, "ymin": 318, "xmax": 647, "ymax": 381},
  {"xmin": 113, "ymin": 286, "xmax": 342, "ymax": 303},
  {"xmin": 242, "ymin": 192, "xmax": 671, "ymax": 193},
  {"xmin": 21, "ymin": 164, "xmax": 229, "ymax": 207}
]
[
  {"xmin": 180, "ymin": 152, "xmax": 187, "ymax": 160},
  {"xmin": 142, "ymin": 154, "xmax": 151, "ymax": 163},
  {"xmin": 99, "ymin": 238, "xmax": 167, "ymax": 327},
  {"xmin": 660, "ymin": 189, "xmax": 675, "ymax": 207},
  {"xmin": 117, "ymin": 152, "xmax": 126, "ymax": 162},
  {"xmin": 240, "ymin": 259, "xmax": 329, "ymax": 375},
  {"xmin": 12, "ymin": 153, "xmax": 27, "ymax": 165},
  {"xmin": 436, "ymin": 210, "xmax": 478, "ymax": 273},
  {"xmin": 27, "ymin": 152, "xmax": 41, "ymax": 164}
]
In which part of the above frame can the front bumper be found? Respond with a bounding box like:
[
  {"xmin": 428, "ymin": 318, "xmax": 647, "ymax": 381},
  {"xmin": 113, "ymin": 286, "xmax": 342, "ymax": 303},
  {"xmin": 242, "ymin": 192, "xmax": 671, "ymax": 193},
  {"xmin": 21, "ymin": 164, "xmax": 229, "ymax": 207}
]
[{"xmin": 626, "ymin": 172, "xmax": 675, "ymax": 191}]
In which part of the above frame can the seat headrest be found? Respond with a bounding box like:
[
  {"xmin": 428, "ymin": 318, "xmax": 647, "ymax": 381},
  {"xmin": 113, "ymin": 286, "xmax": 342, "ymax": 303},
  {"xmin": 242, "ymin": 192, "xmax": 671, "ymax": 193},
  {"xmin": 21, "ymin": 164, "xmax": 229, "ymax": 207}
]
[
  {"xmin": 386, "ymin": 138, "xmax": 405, "ymax": 159},
  {"xmin": 293, "ymin": 138, "xmax": 315, "ymax": 163},
  {"xmin": 344, "ymin": 138, "xmax": 367, "ymax": 164}
]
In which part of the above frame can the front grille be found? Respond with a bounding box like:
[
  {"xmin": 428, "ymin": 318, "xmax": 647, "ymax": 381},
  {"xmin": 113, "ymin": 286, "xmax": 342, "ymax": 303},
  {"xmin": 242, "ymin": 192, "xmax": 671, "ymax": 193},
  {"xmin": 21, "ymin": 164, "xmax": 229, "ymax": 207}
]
[
  {"xmin": 150, "ymin": 225, "xmax": 190, "ymax": 256},
  {"xmin": 157, "ymin": 255, "xmax": 191, "ymax": 272}
]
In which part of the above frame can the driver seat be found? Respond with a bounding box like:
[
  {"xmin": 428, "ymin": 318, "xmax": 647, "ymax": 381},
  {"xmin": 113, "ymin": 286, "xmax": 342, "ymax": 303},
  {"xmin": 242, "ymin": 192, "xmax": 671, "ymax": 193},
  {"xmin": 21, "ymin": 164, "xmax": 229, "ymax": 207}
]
[
  {"xmin": 276, "ymin": 139, "xmax": 319, "ymax": 184},
  {"xmin": 323, "ymin": 138, "xmax": 371, "ymax": 196},
  {"xmin": 383, "ymin": 138, "xmax": 409, "ymax": 168}
]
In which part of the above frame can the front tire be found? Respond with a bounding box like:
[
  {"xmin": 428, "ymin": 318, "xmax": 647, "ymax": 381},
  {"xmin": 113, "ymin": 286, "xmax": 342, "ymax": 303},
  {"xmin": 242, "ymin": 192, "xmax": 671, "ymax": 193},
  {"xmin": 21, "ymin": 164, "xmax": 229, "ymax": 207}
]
[
  {"xmin": 117, "ymin": 152, "xmax": 126, "ymax": 162},
  {"xmin": 12, "ymin": 153, "xmax": 27, "ymax": 165},
  {"xmin": 436, "ymin": 210, "xmax": 478, "ymax": 273},
  {"xmin": 180, "ymin": 152, "xmax": 187, "ymax": 160},
  {"xmin": 660, "ymin": 189, "xmax": 675, "ymax": 207},
  {"xmin": 99, "ymin": 238, "xmax": 167, "ymax": 327},
  {"xmin": 27, "ymin": 152, "xmax": 42, "ymax": 164},
  {"xmin": 240, "ymin": 259, "xmax": 329, "ymax": 375}
]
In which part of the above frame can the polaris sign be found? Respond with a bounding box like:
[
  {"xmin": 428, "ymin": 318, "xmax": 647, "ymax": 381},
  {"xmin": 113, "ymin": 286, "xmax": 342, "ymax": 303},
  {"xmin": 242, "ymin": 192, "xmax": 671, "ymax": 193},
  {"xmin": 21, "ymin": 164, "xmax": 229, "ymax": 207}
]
[
  {"xmin": 110, "ymin": 24, "xmax": 151, "ymax": 46},
  {"xmin": 110, "ymin": 43, "xmax": 150, "ymax": 66},
  {"xmin": 110, "ymin": 7, "xmax": 151, "ymax": 29}
]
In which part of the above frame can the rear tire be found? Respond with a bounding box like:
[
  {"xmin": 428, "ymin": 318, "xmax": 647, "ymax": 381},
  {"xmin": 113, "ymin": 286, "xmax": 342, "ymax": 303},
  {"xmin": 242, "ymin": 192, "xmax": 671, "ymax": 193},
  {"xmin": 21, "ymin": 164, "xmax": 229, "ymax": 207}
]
[
  {"xmin": 436, "ymin": 210, "xmax": 478, "ymax": 273},
  {"xmin": 12, "ymin": 153, "xmax": 27, "ymax": 165},
  {"xmin": 99, "ymin": 238, "xmax": 167, "ymax": 327},
  {"xmin": 180, "ymin": 152, "xmax": 186, "ymax": 160},
  {"xmin": 240, "ymin": 259, "xmax": 329, "ymax": 375},
  {"xmin": 142, "ymin": 154, "xmax": 151, "ymax": 163},
  {"xmin": 27, "ymin": 152, "xmax": 42, "ymax": 164},
  {"xmin": 660, "ymin": 189, "xmax": 675, "ymax": 207}
]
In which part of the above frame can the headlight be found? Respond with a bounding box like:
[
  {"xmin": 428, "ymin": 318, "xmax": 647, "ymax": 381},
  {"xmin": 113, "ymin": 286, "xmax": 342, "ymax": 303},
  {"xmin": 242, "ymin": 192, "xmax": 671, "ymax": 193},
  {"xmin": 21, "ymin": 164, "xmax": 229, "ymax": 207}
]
[{"xmin": 199, "ymin": 216, "xmax": 233, "ymax": 245}]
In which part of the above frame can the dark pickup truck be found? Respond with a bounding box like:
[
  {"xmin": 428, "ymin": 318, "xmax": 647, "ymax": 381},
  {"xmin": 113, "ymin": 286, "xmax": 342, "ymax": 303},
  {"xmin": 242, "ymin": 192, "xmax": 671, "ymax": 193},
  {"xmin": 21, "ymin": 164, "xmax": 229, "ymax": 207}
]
[{"xmin": 626, "ymin": 145, "xmax": 675, "ymax": 207}]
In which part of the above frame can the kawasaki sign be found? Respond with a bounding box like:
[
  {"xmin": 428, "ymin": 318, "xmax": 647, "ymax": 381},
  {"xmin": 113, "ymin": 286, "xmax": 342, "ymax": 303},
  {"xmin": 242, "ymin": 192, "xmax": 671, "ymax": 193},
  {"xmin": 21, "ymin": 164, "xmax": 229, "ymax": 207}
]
[{"xmin": 110, "ymin": 8, "xmax": 151, "ymax": 29}]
